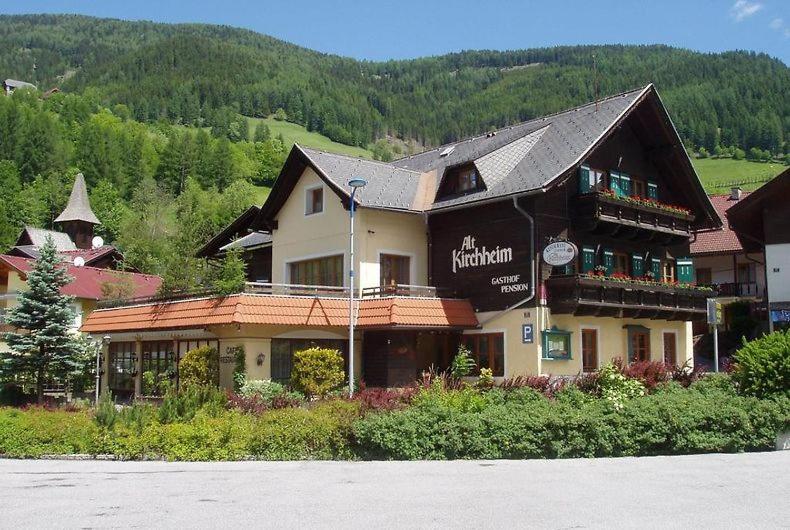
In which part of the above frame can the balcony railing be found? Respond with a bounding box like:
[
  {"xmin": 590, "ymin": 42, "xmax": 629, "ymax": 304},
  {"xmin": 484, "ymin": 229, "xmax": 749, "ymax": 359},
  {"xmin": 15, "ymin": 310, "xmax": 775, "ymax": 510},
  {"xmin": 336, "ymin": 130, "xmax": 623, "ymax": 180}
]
[
  {"xmin": 573, "ymin": 192, "xmax": 694, "ymax": 241},
  {"xmin": 701, "ymin": 282, "xmax": 762, "ymax": 298},
  {"xmin": 546, "ymin": 274, "xmax": 713, "ymax": 321},
  {"xmin": 97, "ymin": 282, "xmax": 444, "ymax": 309},
  {"xmin": 361, "ymin": 284, "xmax": 439, "ymax": 298}
]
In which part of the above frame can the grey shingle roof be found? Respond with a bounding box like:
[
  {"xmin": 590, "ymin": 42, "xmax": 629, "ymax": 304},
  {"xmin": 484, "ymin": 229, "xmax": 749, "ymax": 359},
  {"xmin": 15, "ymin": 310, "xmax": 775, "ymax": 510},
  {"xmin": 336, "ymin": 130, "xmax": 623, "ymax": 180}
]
[
  {"xmin": 20, "ymin": 227, "xmax": 76, "ymax": 251},
  {"xmin": 299, "ymin": 147, "xmax": 424, "ymax": 212},
  {"xmin": 4, "ymin": 79, "xmax": 36, "ymax": 90},
  {"xmin": 219, "ymin": 231, "xmax": 272, "ymax": 252},
  {"xmin": 55, "ymin": 173, "xmax": 101, "ymax": 225},
  {"xmin": 392, "ymin": 86, "xmax": 649, "ymax": 210}
]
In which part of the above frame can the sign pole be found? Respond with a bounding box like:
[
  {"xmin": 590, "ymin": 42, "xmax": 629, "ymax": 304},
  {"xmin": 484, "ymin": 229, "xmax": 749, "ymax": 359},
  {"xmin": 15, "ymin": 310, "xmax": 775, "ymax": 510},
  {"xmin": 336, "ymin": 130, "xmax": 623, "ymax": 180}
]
[{"xmin": 713, "ymin": 321, "xmax": 719, "ymax": 373}]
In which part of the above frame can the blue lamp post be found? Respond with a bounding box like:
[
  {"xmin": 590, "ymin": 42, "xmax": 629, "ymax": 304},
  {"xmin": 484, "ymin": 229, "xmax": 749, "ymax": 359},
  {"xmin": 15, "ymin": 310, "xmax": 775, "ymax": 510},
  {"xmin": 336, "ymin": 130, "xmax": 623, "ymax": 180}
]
[{"xmin": 347, "ymin": 178, "xmax": 367, "ymax": 396}]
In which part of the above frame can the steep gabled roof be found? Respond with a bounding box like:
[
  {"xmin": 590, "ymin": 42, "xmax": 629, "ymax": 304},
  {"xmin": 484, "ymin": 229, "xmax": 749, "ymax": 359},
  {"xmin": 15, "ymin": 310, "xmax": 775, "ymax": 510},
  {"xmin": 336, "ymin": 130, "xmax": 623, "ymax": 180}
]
[
  {"xmin": 253, "ymin": 85, "xmax": 719, "ymax": 229},
  {"xmin": 15, "ymin": 227, "xmax": 76, "ymax": 251},
  {"xmin": 727, "ymin": 168, "xmax": 790, "ymax": 250},
  {"xmin": 55, "ymin": 173, "xmax": 100, "ymax": 225}
]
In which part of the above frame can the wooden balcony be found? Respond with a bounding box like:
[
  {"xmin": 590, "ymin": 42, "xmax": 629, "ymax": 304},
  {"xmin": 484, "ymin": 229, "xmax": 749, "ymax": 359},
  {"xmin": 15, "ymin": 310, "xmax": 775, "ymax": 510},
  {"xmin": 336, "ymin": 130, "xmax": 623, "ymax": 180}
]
[
  {"xmin": 546, "ymin": 275, "xmax": 713, "ymax": 321},
  {"xmin": 572, "ymin": 192, "xmax": 694, "ymax": 243}
]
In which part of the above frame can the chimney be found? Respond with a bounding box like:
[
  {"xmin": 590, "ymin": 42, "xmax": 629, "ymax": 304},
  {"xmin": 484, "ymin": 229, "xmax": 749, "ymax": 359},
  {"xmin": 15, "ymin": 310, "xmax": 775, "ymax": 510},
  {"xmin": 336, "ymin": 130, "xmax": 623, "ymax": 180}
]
[{"xmin": 730, "ymin": 187, "xmax": 743, "ymax": 200}]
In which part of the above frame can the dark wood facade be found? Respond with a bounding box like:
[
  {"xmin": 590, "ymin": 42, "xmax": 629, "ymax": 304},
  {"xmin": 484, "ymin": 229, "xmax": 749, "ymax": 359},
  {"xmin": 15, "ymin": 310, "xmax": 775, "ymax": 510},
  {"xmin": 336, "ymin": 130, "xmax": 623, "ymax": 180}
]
[{"xmin": 428, "ymin": 107, "xmax": 713, "ymax": 320}]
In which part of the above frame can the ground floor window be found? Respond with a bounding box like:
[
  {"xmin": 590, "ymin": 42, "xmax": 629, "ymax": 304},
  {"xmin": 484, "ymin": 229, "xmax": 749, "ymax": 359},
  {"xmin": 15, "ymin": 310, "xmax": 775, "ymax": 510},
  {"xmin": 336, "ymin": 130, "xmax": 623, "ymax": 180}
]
[
  {"xmin": 663, "ymin": 332, "xmax": 677, "ymax": 366},
  {"xmin": 462, "ymin": 333, "xmax": 504, "ymax": 376},
  {"xmin": 108, "ymin": 342, "xmax": 136, "ymax": 396},
  {"xmin": 627, "ymin": 327, "xmax": 651, "ymax": 363},
  {"xmin": 177, "ymin": 339, "xmax": 219, "ymax": 359},
  {"xmin": 581, "ymin": 328, "xmax": 598, "ymax": 371},
  {"xmin": 142, "ymin": 341, "xmax": 175, "ymax": 395},
  {"xmin": 270, "ymin": 338, "xmax": 347, "ymax": 384},
  {"xmin": 288, "ymin": 255, "xmax": 343, "ymax": 286}
]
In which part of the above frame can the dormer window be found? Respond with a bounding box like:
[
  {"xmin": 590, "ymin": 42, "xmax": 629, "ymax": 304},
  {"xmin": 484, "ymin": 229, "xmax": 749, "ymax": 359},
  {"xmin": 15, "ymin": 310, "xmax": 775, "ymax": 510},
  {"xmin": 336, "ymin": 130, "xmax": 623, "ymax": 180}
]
[
  {"xmin": 438, "ymin": 164, "xmax": 482, "ymax": 198},
  {"xmin": 305, "ymin": 185, "xmax": 323, "ymax": 215}
]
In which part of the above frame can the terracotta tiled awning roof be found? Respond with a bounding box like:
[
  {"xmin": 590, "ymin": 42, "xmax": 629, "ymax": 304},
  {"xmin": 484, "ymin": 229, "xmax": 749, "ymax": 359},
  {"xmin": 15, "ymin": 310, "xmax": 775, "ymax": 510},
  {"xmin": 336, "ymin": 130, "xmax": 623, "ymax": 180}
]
[{"xmin": 81, "ymin": 294, "xmax": 479, "ymax": 333}]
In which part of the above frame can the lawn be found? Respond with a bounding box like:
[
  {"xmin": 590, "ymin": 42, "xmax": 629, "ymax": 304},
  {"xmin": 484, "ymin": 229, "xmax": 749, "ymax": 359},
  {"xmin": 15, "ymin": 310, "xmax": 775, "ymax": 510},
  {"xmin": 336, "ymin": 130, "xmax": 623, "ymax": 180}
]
[
  {"xmin": 691, "ymin": 158, "xmax": 786, "ymax": 193},
  {"xmin": 253, "ymin": 185, "xmax": 271, "ymax": 204},
  {"xmin": 249, "ymin": 117, "xmax": 373, "ymax": 159}
]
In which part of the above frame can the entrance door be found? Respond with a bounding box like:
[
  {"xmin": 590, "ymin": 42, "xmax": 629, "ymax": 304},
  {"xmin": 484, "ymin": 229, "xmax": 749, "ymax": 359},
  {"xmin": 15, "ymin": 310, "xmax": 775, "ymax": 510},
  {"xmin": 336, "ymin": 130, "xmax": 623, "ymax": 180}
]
[{"xmin": 581, "ymin": 329, "xmax": 598, "ymax": 372}]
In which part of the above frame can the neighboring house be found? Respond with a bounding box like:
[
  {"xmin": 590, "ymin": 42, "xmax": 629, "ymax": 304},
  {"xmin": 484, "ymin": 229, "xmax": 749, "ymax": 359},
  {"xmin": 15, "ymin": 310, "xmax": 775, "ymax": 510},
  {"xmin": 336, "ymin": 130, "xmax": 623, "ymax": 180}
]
[
  {"xmin": 83, "ymin": 84, "xmax": 720, "ymax": 398},
  {"xmin": 196, "ymin": 206, "xmax": 273, "ymax": 283},
  {"xmin": 690, "ymin": 187, "xmax": 767, "ymax": 334},
  {"xmin": 3, "ymin": 79, "xmax": 36, "ymax": 96},
  {"xmin": 0, "ymin": 173, "xmax": 162, "ymax": 352},
  {"xmin": 728, "ymin": 168, "xmax": 790, "ymax": 332},
  {"xmin": 7, "ymin": 174, "xmax": 126, "ymax": 269}
]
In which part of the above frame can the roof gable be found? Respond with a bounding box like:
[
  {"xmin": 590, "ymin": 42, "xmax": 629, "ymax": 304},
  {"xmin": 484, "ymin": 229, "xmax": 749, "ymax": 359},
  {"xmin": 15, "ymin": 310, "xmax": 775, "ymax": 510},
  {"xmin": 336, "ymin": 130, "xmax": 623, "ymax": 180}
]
[{"xmin": 15, "ymin": 227, "xmax": 76, "ymax": 251}]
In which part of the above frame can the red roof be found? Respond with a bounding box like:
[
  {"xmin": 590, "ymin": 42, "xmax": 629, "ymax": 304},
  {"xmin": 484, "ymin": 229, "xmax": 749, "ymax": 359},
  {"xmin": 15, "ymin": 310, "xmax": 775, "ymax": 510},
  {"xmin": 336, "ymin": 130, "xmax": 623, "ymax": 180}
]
[
  {"xmin": 0, "ymin": 254, "xmax": 161, "ymax": 301},
  {"xmin": 60, "ymin": 246, "xmax": 120, "ymax": 265},
  {"xmin": 81, "ymin": 294, "xmax": 479, "ymax": 333},
  {"xmin": 690, "ymin": 193, "xmax": 751, "ymax": 256}
]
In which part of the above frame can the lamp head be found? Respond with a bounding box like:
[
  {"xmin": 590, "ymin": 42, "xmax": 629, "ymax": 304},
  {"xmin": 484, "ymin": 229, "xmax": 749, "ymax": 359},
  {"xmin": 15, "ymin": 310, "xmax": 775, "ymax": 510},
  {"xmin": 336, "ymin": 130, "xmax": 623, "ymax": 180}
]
[{"xmin": 348, "ymin": 178, "xmax": 367, "ymax": 189}]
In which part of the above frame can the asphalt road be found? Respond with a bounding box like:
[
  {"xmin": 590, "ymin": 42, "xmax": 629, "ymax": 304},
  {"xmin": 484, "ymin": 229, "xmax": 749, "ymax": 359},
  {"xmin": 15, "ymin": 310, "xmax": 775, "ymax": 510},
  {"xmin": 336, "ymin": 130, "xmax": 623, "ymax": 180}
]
[{"xmin": 1, "ymin": 452, "xmax": 788, "ymax": 529}]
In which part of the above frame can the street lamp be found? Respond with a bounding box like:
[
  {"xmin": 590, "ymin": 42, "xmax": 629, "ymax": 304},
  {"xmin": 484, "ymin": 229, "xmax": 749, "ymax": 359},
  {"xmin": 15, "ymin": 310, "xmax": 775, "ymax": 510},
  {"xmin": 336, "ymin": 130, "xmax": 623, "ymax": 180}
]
[{"xmin": 347, "ymin": 178, "xmax": 367, "ymax": 397}]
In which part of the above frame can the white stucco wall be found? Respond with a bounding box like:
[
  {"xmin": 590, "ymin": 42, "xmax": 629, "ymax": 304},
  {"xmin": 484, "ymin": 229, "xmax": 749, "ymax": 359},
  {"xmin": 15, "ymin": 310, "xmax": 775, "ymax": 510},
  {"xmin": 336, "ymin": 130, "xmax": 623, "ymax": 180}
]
[
  {"xmin": 270, "ymin": 167, "xmax": 427, "ymax": 292},
  {"xmin": 766, "ymin": 243, "xmax": 790, "ymax": 303}
]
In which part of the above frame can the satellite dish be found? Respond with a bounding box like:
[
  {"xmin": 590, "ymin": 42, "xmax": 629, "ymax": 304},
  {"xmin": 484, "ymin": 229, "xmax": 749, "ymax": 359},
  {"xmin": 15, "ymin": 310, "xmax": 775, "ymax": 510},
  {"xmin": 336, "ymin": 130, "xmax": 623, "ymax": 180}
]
[
  {"xmin": 73, "ymin": 257, "xmax": 86, "ymax": 267},
  {"xmin": 91, "ymin": 236, "xmax": 104, "ymax": 249}
]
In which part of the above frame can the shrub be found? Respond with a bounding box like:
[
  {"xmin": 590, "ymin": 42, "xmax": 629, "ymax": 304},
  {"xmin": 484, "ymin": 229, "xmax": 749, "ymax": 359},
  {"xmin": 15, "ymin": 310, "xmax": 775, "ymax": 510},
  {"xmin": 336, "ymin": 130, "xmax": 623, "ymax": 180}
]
[
  {"xmin": 0, "ymin": 384, "xmax": 32, "ymax": 406},
  {"xmin": 94, "ymin": 391, "xmax": 118, "ymax": 430},
  {"xmin": 157, "ymin": 385, "xmax": 227, "ymax": 424},
  {"xmin": 597, "ymin": 363, "xmax": 645, "ymax": 410},
  {"xmin": 616, "ymin": 359, "xmax": 672, "ymax": 391},
  {"xmin": 476, "ymin": 368, "xmax": 495, "ymax": 390},
  {"xmin": 499, "ymin": 374, "xmax": 567, "ymax": 398},
  {"xmin": 354, "ymin": 383, "xmax": 790, "ymax": 460},
  {"xmin": 351, "ymin": 385, "xmax": 418, "ymax": 411},
  {"xmin": 179, "ymin": 346, "xmax": 219, "ymax": 389},
  {"xmin": 450, "ymin": 345, "xmax": 476, "ymax": 379},
  {"xmin": 246, "ymin": 400, "xmax": 361, "ymax": 460},
  {"xmin": 238, "ymin": 379, "xmax": 304, "ymax": 405},
  {"xmin": 732, "ymin": 330, "xmax": 790, "ymax": 398},
  {"xmin": 0, "ymin": 407, "xmax": 99, "ymax": 457},
  {"xmin": 290, "ymin": 348, "xmax": 345, "ymax": 398}
]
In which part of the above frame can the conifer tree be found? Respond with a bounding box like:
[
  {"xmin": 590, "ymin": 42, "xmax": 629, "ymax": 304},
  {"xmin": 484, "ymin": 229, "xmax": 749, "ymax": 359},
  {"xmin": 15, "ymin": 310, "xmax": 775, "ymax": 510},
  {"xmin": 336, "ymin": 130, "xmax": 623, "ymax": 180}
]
[{"xmin": 1, "ymin": 236, "xmax": 81, "ymax": 403}]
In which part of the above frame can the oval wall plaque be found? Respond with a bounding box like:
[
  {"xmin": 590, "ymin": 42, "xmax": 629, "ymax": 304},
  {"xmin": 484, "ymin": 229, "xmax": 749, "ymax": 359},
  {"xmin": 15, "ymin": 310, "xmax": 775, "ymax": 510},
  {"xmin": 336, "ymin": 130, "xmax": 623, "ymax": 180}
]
[{"xmin": 542, "ymin": 241, "xmax": 577, "ymax": 267}]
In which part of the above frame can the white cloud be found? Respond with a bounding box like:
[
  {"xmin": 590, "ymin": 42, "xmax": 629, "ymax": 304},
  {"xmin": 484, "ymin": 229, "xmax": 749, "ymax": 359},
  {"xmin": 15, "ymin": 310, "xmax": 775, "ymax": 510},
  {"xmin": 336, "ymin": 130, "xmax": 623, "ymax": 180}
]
[
  {"xmin": 730, "ymin": 0, "xmax": 763, "ymax": 22},
  {"xmin": 769, "ymin": 17, "xmax": 783, "ymax": 30}
]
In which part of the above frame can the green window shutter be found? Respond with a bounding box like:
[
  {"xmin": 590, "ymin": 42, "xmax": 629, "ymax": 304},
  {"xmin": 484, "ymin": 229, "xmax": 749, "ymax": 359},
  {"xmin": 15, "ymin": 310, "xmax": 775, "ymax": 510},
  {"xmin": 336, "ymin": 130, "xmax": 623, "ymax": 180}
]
[
  {"xmin": 677, "ymin": 258, "xmax": 694, "ymax": 284},
  {"xmin": 602, "ymin": 249, "xmax": 614, "ymax": 275},
  {"xmin": 631, "ymin": 253, "xmax": 644, "ymax": 277},
  {"xmin": 579, "ymin": 165, "xmax": 591, "ymax": 193},
  {"xmin": 609, "ymin": 171, "xmax": 621, "ymax": 195},
  {"xmin": 581, "ymin": 246, "xmax": 596, "ymax": 273},
  {"xmin": 647, "ymin": 181, "xmax": 658, "ymax": 200},
  {"xmin": 651, "ymin": 257, "xmax": 661, "ymax": 279},
  {"xmin": 620, "ymin": 173, "xmax": 632, "ymax": 197}
]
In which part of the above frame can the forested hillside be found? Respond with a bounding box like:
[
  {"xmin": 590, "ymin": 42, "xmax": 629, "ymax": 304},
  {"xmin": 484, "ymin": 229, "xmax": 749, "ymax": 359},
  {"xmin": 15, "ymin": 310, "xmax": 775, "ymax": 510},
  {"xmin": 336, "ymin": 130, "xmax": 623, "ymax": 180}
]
[
  {"xmin": 2, "ymin": 14, "xmax": 787, "ymax": 155},
  {"xmin": 0, "ymin": 89, "xmax": 286, "ymax": 290}
]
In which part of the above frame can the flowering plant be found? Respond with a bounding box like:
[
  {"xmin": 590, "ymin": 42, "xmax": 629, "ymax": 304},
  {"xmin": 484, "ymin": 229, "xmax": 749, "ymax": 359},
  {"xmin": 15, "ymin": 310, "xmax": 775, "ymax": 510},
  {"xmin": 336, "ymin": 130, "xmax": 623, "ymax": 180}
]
[{"xmin": 599, "ymin": 189, "xmax": 692, "ymax": 217}]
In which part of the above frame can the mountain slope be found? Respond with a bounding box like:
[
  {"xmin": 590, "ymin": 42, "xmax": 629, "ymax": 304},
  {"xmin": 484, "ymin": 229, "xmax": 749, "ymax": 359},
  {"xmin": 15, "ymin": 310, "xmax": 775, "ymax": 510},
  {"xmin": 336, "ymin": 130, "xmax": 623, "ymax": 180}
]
[{"xmin": 1, "ymin": 14, "xmax": 787, "ymax": 153}]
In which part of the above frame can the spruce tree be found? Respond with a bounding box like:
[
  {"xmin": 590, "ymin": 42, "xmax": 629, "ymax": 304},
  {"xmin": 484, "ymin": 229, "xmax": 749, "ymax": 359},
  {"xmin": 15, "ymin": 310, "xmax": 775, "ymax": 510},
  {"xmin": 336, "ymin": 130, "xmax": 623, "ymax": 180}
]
[{"xmin": 1, "ymin": 236, "xmax": 81, "ymax": 403}]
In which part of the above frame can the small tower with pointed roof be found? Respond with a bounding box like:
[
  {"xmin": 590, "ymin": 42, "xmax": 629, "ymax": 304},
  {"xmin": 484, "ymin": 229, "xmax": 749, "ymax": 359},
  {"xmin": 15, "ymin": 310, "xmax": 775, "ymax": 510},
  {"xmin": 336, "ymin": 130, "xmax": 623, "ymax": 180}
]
[{"xmin": 54, "ymin": 173, "xmax": 101, "ymax": 250}]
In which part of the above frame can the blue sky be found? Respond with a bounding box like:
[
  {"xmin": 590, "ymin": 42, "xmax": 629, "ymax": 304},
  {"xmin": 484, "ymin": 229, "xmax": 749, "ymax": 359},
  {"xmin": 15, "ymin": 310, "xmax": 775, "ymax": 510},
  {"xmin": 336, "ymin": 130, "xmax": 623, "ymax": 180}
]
[{"xmin": 3, "ymin": 1, "xmax": 789, "ymax": 63}]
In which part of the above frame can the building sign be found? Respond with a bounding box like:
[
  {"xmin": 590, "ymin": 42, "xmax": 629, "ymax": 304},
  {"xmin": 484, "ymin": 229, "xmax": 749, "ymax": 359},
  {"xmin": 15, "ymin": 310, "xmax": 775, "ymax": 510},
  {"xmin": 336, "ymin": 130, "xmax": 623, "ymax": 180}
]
[
  {"xmin": 706, "ymin": 299, "xmax": 722, "ymax": 325},
  {"xmin": 430, "ymin": 206, "xmax": 533, "ymax": 313},
  {"xmin": 452, "ymin": 235, "xmax": 513, "ymax": 273},
  {"xmin": 542, "ymin": 241, "xmax": 577, "ymax": 267},
  {"xmin": 522, "ymin": 324, "xmax": 534, "ymax": 344}
]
